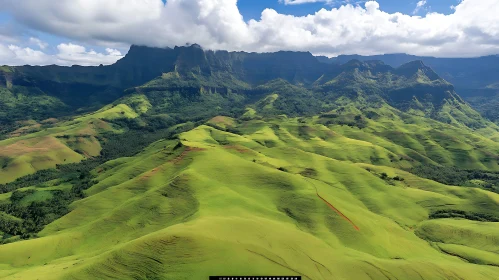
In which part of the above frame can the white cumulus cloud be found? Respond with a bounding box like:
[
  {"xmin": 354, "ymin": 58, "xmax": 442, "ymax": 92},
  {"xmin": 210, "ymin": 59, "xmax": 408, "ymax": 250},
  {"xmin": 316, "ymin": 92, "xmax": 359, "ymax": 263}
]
[
  {"xmin": 55, "ymin": 43, "xmax": 123, "ymax": 65},
  {"xmin": 2, "ymin": 45, "xmax": 51, "ymax": 65},
  {"xmin": 29, "ymin": 37, "xmax": 49, "ymax": 49},
  {"xmin": 413, "ymin": 0, "xmax": 427, "ymax": 15},
  {"xmin": 0, "ymin": 42, "xmax": 123, "ymax": 66},
  {"xmin": 0, "ymin": 0, "xmax": 498, "ymax": 65}
]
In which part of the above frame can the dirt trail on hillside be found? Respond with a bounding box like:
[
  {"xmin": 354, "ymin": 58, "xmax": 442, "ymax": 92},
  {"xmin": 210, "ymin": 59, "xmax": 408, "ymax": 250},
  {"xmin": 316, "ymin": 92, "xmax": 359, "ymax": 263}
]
[{"xmin": 312, "ymin": 184, "xmax": 360, "ymax": 231}]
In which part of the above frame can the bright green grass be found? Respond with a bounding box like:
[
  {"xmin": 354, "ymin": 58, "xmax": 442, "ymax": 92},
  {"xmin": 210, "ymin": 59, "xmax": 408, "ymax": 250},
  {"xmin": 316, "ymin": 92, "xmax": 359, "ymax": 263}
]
[
  {"xmin": 17, "ymin": 183, "xmax": 72, "ymax": 193},
  {"xmin": 207, "ymin": 116, "xmax": 236, "ymax": 130},
  {"xmin": 416, "ymin": 219, "xmax": 499, "ymax": 253},
  {"xmin": 436, "ymin": 243, "xmax": 499, "ymax": 266},
  {"xmin": 117, "ymin": 94, "xmax": 152, "ymax": 114},
  {"xmin": 322, "ymin": 105, "xmax": 499, "ymax": 171},
  {"xmin": 0, "ymin": 137, "xmax": 84, "ymax": 184},
  {"xmin": 416, "ymin": 219, "xmax": 499, "ymax": 267},
  {"xmin": 17, "ymin": 190, "xmax": 54, "ymax": 206},
  {"xmin": 0, "ymin": 103, "xmax": 139, "ymax": 184},
  {"xmin": 0, "ymin": 118, "xmax": 498, "ymax": 279},
  {"xmin": 75, "ymin": 104, "xmax": 138, "ymax": 121},
  {"xmin": 60, "ymin": 136, "xmax": 102, "ymax": 157}
]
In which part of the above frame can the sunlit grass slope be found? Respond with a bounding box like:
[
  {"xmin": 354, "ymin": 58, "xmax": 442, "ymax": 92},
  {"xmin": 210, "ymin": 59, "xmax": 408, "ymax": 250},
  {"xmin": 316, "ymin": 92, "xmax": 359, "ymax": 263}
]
[
  {"xmin": 0, "ymin": 103, "xmax": 140, "ymax": 184},
  {"xmin": 416, "ymin": 219, "xmax": 499, "ymax": 266},
  {"xmin": 0, "ymin": 115, "xmax": 498, "ymax": 279},
  {"xmin": 314, "ymin": 104, "xmax": 499, "ymax": 171}
]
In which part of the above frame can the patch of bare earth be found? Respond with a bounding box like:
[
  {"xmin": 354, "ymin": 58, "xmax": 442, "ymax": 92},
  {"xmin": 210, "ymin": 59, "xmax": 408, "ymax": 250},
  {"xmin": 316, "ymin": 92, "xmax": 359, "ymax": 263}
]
[
  {"xmin": 0, "ymin": 137, "xmax": 68, "ymax": 157},
  {"xmin": 170, "ymin": 146, "xmax": 206, "ymax": 165},
  {"xmin": 223, "ymin": 145, "xmax": 251, "ymax": 153}
]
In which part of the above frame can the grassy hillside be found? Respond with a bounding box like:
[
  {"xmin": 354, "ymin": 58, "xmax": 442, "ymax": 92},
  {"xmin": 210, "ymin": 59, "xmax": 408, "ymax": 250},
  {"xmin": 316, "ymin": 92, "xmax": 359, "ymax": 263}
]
[
  {"xmin": 0, "ymin": 113, "xmax": 498, "ymax": 279},
  {"xmin": 0, "ymin": 103, "xmax": 141, "ymax": 184}
]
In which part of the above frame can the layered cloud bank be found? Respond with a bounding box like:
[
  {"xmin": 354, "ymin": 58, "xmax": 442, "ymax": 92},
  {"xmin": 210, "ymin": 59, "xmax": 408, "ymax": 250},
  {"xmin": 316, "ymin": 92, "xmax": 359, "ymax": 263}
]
[{"xmin": 0, "ymin": 0, "xmax": 498, "ymax": 65}]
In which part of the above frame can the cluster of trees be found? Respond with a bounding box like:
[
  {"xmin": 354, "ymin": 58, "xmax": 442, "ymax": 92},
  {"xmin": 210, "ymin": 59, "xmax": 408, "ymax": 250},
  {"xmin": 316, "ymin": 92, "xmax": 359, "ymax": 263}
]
[
  {"xmin": 252, "ymin": 80, "xmax": 327, "ymax": 118},
  {"xmin": 379, "ymin": 172, "xmax": 405, "ymax": 182},
  {"xmin": 0, "ymin": 175, "xmax": 95, "ymax": 241},
  {"xmin": 0, "ymin": 169, "xmax": 59, "ymax": 194},
  {"xmin": 465, "ymin": 91, "xmax": 499, "ymax": 124},
  {"xmin": 429, "ymin": 209, "xmax": 499, "ymax": 222},
  {"xmin": 319, "ymin": 113, "xmax": 368, "ymax": 129},
  {"xmin": 410, "ymin": 165, "xmax": 499, "ymax": 193},
  {"xmin": 140, "ymin": 88, "xmax": 246, "ymax": 123},
  {"xmin": 0, "ymin": 86, "xmax": 70, "ymax": 126}
]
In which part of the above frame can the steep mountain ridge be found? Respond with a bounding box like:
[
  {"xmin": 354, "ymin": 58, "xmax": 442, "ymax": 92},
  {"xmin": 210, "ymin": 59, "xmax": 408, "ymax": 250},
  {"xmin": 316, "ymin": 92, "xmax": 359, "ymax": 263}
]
[
  {"xmin": 320, "ymin": 53, "xmax": 499, "ymax": 122},
  {"xmin": 0, "ymin": 45, "xmax": 330, "ymax": 125},
  {"xmin": 326, "ymin": 54, "xmax": 499, "ymax": 90},
  {"xmin": 312, "ymin": 59, "xmax": 484, "ymax": 128},
  {"xmin": 112, "ymin": 44, "xmax": 328, "ymax": 87},
  {"xmin": 1, "ymin": 45, "xmax": 490, "ymax": 138}
]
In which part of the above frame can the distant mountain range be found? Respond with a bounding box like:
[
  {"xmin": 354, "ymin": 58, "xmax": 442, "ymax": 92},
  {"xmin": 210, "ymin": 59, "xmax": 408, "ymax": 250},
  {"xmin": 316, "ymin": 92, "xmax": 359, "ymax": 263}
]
[
  {"xmin": 1, "ymin": 44, "xmax": 498, "ymax": 127},
  {"xmin": 318, "ymin": 53, "xmax": 499, "ymax": 91},
  {"xmin": 318, "ymin": 53, "xmax": 499, "ymax": 122}
]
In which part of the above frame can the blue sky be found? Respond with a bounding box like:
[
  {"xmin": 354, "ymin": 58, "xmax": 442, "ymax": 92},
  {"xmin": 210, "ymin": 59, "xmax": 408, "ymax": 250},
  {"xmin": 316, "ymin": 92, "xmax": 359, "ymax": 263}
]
[
  {"xmin": 237, "ymin": 0, "xmax": 457, "ymax": 20},
  {"xmin": 0, "ymin": 0, "xmax": 459, "ymax": 54},
  {"xmin": 0, "ymin": 0, "xmax": 496, "ymax": 66}
]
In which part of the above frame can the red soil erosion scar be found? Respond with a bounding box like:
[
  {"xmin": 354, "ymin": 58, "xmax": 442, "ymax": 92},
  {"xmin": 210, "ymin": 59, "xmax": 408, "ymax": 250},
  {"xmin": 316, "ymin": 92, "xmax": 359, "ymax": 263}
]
[
  {"xmin": 314, "ymin": 186, "xmax": 360, "ymax": 231},
  {"xmin": 223, "ymin": 145, "xmax": 251, "ymax": 153}
]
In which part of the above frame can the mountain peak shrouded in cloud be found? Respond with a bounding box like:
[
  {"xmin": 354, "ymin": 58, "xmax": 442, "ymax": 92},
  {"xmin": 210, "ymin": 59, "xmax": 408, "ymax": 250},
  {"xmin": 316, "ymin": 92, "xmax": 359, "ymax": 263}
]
[{"xmin": 0, "ymin": 0, "xmax": 498, "ymax": 66}]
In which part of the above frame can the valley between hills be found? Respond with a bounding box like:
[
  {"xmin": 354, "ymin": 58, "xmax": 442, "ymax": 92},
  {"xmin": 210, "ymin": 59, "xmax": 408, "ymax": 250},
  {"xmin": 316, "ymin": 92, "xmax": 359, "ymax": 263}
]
[{"xmin": 0, "ymin": 45, "xmax": 498, "ymax": 279}]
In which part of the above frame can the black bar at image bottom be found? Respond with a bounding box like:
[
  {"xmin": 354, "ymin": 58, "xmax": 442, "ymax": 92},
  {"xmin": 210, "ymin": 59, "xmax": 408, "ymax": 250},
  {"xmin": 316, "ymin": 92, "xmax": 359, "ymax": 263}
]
[{"xmin": 209, "ymin": 277, "xmax": 302, "ymax": 280}]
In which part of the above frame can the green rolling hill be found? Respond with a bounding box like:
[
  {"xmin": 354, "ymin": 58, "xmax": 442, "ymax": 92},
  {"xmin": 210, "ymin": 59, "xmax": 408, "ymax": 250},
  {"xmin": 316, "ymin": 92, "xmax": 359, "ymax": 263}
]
[{"xmin": 0, "ymin": 45, "xmax": 499, "ymax": 279}]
